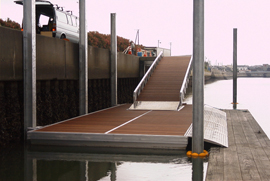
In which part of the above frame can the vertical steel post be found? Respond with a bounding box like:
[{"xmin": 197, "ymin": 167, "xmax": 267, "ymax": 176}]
[
  {"xmin": 79, "ymin": 0, "xmax": 88, "ymax": 115},
  {"xmin": 192, "ymin": 0, "xmax": 204, "ymax": 154},
  {"xmin": 23, "ymin": 0, "xmax": 36, "ymax": 139},
  {"xmin": 233, "ymin": 28, "xmax": 237, "ymax": 110},
  {"xmin": 111, "ymin": 13, "xmax": 117, "ymax": 106}
]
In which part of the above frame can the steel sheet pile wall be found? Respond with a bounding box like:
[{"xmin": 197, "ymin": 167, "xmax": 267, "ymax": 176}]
[{"xmin": 0, "ymin": 26, "xmax": 140, "ymax": 145}]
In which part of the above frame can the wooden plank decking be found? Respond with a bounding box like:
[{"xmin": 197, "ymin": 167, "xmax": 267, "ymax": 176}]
[
  {"xmin": 34, "ymin": 104, "xmax": 192, "ymax": 135},
  {"xmin": 206, "ymin": 109, "xmax": 270, "ymax": 180},
  {"xmin": 28, "ymin": 104, "xmax": 193, "ymax": 149}
]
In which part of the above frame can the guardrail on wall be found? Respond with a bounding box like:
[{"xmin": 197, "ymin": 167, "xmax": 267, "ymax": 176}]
[{"xmin": 132, "ymin": 51, "xmax": 163, "ymax": 107}]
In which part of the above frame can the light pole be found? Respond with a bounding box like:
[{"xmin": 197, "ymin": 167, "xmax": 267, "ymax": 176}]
[
  {"xmin": 135, "ymin": 29, "xmax": 139, "ymax": 45},
  {"xmin": 170, "ymin": 42, "xmax": 172, "ymax": 56},
  {"xmin": 158, "ymin": 40, "xmax": 161, "ymax": 47}
]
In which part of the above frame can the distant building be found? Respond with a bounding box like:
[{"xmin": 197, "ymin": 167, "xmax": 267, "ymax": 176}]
[
  {"xmin": 263, "ymin": 64, "xmax": 269, "ymax": 71},
  {"xmin": 144, "ymin": 47, "xmax": 171, "ymax": 57},
  {"xmin": 237, "ymin": 65, "xmax": 249, "ymax": 72},
  {"xmin": 249, "ymin": 65, "xmax": 263, "ymax": 71}
]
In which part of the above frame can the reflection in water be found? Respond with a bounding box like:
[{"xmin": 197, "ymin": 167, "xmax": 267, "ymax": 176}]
[
  {"xmin": 3, "ymin": 78, "xmax": 269, "ymax": 180},
  {"xmin": 22, "ymin": 145, "xmax": 205, "ymax": 181},
  {"xmin": 25, "ymin": 156, "xmax": 116, "ymax": 180},
  {"xmin": 110, "ymin": 162, "xmax": 117, "ymax": 181},
  {"xmin": 192, "ymin": 157, "xmax": 204, "ymax": 181}
]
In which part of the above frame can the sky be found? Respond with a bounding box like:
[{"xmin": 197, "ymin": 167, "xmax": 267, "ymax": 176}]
[{"xmin": 1, "ymin": 0, "xmax": 270, "ymax": 66}]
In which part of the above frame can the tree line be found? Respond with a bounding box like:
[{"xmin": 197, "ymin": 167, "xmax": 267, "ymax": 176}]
[{"xmin": 0, "ymin": 18, "xmax": 144, "ymax": 52}]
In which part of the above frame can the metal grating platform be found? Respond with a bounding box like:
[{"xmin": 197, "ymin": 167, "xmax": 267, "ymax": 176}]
[
  {"xmin": 129, "ymin": 101, "xmax": 180, "ymax": 111},
  {"xmin": 184, "ymin": 105, "xmax": 228, "ymax": 147}
]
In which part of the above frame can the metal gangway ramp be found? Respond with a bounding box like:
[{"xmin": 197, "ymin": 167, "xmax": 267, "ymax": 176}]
[{"xmin": 130, "ymin": 52, "xmax": 192, "ymax": 110}]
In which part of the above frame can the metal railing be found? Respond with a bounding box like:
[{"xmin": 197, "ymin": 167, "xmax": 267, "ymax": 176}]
[
  {"xmin": 133, "ymin": 51, "xmax": 163, "ymax": 107},
  {"xmin": 178, "ymin": 56, "xmax": 193, "ymax": 109}
]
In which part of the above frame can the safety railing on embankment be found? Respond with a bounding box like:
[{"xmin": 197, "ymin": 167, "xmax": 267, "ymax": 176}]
[
  {"xmin": 178, "ymin": 56, "xmax": 193, "ymax": 109},
  {"xmin": 133, "ymin": 51, "xmax": 163, "ymax": 107}
]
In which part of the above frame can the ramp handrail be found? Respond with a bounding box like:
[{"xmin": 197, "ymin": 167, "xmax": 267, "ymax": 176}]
[
  {"xmin": 178, "ymin": 56, "xmax": 193, "ymax": 109},
  {"xmin": 123, "ymin": 46, "xmax": 131, "ymax": 54},
  {"xmin": 133, "ymin": 51, "xmax": 163, "ymax": 105}
]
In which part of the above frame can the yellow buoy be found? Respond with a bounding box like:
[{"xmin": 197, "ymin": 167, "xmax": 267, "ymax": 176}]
[
  {"xmin": 191, "ymin": 152, "xmax": 199, "ymax": 157},
  {"xmin": 186, "ymin": 151, "xmax": 192, "ymax": 156},
  {"xmin": 203, "ymin": 150, "xmax": 209, "ymax": 156},
  {"xmin": 199, "ymin": 152, "xmax": 207, "ymax": 157}
]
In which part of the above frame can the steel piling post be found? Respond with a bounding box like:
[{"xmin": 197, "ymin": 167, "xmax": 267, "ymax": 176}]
[
  {"xmin": 111, "ymin": 13, "xmax": 117, "ymax": 106},
  {"xmin": 192, "ymin": 0, "xmax": 204, "ymax": 154},
  {"xmin": 79, "ymin": 0, "xmax": 88, "ymax": 115},
  {"xmin": 233, "ymin": 28, "xmax": 237, "ymax": 110},
  {"xmin": 23, "ymin": 0, "xmax": 36, "ymax": 139}
]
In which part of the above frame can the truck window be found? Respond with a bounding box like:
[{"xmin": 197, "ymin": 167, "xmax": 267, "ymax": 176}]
[
  {"xmin": 39, "ymin": 14, "xmax": 49, "ymax": 27},
  {"xmin": 76, "ymin": 18, "xmax": 79, "ymax": 26},
  {"xmin": 67, "ymin": 15, "xmax": 72, "ymax": 25},
  {"xmin": 71, "ymin": 16, "xmax": 77, "ymax": 26},
  {"xmin": 57, "ymin": 11, "xmax": 67, "ymax": 23}
]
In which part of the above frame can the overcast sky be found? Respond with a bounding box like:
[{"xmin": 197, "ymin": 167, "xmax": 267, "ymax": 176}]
[{"xmin": 1, "ymin": 0, "xmax": 270, "ymax": 66}]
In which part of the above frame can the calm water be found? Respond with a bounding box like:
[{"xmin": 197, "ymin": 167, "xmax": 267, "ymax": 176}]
[
  {"xmin": 185, "ymin": 77, "xmax": 270, "ymax": 138},
  {"xmin": 1, "ymin": 77, "xmax": 269, "ymax": 181},
  {"xmin": 0, "ymin": 145, "xmax": 208, "ymax": 181}
]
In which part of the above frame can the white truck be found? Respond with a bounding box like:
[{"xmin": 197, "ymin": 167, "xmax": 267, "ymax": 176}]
[{"xmin": 15, "ymin": 0, "xmax": 79, "ymax": 43}]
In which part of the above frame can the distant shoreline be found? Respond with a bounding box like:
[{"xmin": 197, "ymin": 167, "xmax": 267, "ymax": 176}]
[{"xmin": 189, "ymin": 69, "xmax": 270, "ymax": 88}]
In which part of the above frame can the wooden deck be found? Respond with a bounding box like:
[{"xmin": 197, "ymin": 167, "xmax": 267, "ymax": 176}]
[
  {"xmin": 28, "ymin": 104, "xmax": 192, "ymax": 149},
  {"xmin": 206, "ymin": 109, "xmax": 270, "ymax": 180}
]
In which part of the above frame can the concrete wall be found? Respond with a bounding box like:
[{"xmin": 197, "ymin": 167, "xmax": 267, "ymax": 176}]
[
  {"xmin": 0, "ymin": 78, "xmax": 139, "ymax": 146},
  {"xmin": 0, "ymin": 26, "xmax": 140, "ymax": 81},
  {"xmin": 0, "ymin": 26, "xmax": 140, "ymax": 146},
  {"xmin": 0, "ymin": 26, "xmax": 23, "ymax": 80}
]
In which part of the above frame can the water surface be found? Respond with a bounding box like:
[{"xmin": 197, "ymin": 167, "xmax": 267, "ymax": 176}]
[
  {"xmin": 1, "ymin": 77, "xmax": 269, "ymax": 180},
  {"xmin": 185, "ymin": 77, "xmax": 270, "ymax": 137}
]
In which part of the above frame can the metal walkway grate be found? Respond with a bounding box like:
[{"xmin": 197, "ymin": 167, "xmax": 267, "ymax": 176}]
[{"xmin": 184, "ymin": 105, "xmax": 228, "ymax": 147}]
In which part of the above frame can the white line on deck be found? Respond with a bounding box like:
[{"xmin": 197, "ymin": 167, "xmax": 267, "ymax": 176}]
[{"xmin": 105, "ymin": 110, "xmax": 152, "ymax": 134}]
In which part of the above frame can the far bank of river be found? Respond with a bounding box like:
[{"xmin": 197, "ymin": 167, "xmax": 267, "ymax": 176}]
[{"xmin": 190, "ymin": 69, "xmax": 270, "ymax": 87}]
